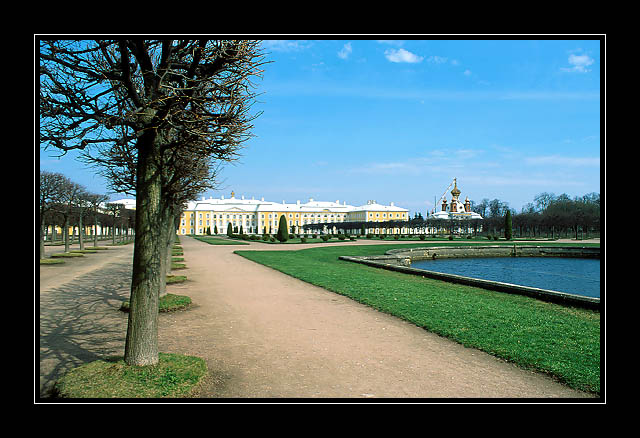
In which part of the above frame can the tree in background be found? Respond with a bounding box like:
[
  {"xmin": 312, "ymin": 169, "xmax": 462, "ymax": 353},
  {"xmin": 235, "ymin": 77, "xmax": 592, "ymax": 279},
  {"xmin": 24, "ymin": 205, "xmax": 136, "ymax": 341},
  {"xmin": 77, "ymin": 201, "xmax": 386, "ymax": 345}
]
[
  {"xmin": 56, "ymin": 180, "xmax": 85, "ymax": 253},
  {"xmin": 39, "ymin": 171, "xmax": 69, "ymax": 258},
  {"xmin": 87, "ymin": 193, "xmax": 110, "ymax": 247},
  {"xmin": 227, "ymin": 222, "xmax": 233, "ymax": 237}
]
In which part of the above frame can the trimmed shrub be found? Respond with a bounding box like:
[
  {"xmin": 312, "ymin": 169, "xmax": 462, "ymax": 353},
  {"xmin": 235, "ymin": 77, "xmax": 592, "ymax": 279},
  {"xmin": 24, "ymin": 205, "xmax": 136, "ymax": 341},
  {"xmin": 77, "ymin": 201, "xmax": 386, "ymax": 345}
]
[{"xmin": 276, "ymin": 215, "xmax": 289, "ymax": 242}]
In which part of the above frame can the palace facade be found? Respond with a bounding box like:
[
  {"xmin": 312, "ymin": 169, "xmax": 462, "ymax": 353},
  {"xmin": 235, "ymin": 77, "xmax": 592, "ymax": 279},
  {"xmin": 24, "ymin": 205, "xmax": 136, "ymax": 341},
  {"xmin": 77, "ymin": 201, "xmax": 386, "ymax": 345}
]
[{"xmin": 180, "ymin": 192, "xmax": 409, "ymax": 235}]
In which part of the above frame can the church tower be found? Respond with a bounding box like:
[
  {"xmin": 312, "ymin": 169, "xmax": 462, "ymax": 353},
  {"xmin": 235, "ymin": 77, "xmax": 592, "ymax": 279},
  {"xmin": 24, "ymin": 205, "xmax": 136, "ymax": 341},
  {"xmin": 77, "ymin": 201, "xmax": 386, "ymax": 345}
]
[{"xmin": 450, "ymin": 178, "xmax": 461, "ymax": 212}]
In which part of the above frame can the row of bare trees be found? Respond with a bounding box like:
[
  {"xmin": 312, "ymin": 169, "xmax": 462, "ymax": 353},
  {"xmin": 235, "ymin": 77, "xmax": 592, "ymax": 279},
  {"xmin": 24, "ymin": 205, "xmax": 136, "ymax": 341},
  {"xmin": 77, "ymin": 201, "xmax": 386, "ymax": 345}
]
[
  {"xmin": 39, "ymin": 171, "xmax": 132, "ymax": 256},
  {"xmin": 40, "ymin": 39, "xmax": 267, "ymax": 366},
  {"xmin": 471, "ymin": 192, "xmax": 600, "ymax": 238}
]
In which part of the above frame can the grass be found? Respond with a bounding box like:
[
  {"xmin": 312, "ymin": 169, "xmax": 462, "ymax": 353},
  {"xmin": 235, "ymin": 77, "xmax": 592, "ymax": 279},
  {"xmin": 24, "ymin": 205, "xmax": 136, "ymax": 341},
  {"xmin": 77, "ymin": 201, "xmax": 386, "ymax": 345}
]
[
  {"xmin": 192, "ymin": 235, "xmax": 249, "ymax": 245},
  {"xmin": 40, "ymin": 258, "xmax": 65, "ymax": 264},
  {"xmin": 120, "ymin": 293, "xmax": 192, "ymax": 313},
  {"xmin": 167, "ymin": 275, "xmax": 187, "ymax": 284},
  {"xmin": 50, "ymin": 252, "xmax": 85, "ymax": 258},
  {"xmin": 235, "ymin": 241, "xmax": 601, "ymax": 395},
  {"xmin": 53, "ymin": 353, "xmax": 207, "ymax": 398}
]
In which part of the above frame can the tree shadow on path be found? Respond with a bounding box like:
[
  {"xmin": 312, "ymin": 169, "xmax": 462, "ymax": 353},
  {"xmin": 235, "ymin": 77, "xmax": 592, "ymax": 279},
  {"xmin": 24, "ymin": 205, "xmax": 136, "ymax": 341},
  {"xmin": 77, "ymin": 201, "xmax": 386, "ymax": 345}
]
[{"xmin": 39, "ymin": 261, "xmax": 132, "ymax": 398}]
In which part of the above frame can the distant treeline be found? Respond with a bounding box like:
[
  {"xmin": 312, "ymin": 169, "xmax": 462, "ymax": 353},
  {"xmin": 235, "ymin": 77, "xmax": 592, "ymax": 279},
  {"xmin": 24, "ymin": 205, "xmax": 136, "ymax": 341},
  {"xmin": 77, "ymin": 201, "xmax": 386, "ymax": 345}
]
[
  {"xmin": 467, "ymin": 192, "xmax": 600, "ymax": 239},
  {"xmin": 304, "ymin": 192, "xmax": 601, "ymax": 239}
]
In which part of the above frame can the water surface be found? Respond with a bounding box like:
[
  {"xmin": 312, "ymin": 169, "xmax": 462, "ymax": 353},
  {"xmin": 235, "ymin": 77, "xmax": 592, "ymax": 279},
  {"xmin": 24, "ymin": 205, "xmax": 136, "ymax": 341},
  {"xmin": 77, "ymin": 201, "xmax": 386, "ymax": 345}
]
[{"xmin": 410, "ymin": 257, "xmax": 600, "ymax": 298}]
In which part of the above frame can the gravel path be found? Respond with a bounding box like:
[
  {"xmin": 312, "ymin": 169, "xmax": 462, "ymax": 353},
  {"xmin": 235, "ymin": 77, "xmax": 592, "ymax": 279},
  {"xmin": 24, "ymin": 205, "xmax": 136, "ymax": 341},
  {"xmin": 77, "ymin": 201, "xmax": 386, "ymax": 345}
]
[{"xmin": 38, "ymin": 237, "xmax": 597, "ymax": 400}]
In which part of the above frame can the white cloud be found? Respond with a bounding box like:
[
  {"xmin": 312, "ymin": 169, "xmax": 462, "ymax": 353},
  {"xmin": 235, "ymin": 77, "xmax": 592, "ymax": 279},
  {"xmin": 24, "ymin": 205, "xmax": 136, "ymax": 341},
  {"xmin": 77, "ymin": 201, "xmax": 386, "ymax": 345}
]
[
  {"xmin": 463, "ymin": 69, "xmax": 472, "ymax": 76},
  {"xmin": 349, "ymin": 149, "xmax": 484, "ymax": 175},
  {"xmin": 427, "ymin": 55, "xmax": 448, "ymax": 64},
  {"xmin": 338, "ymin": 42, "xmax": 352, "ymax": 60},
  {"xmin": 384, "ymin": 48, "xmax": 424, "ymax": 63},
  {"xmin": 561, "ymin": 53, "xmax": 595, "ymax": 73},
  {"xmin": 262, "ymin": 40, "xmax": 311, "ymax": 52},
  {"xmin": 525, "ymin": 155, "xmax": 600, "ymax": 167},
  {"xmin": 377, "ymin": 40, "xmax": 404, "ymax": 46}
]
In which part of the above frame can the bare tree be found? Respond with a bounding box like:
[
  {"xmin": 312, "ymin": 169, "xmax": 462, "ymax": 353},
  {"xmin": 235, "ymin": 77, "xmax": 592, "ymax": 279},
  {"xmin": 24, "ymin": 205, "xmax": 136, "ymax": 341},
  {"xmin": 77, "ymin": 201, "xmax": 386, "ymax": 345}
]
[
  {"xmin": 39, "ymin": 171, "xmax": 70, "ymax": 258},
  {"xmin": 53, "ymin": 180, "xmax": 84, "ymax": 253},
  {"xmin": 40, "ymin": 39, "xmax": 267, "ymax": 366},
  {"xmin": 534, "ymin": 192, "xmax": 556, "ymax": 212},
  {"xmin": 85, "ymin": 193, "xmax": 110, "ymax": 247},
  {"xmin": 105, "ymin": 203, "xmax": 123, "ymax": 245}
]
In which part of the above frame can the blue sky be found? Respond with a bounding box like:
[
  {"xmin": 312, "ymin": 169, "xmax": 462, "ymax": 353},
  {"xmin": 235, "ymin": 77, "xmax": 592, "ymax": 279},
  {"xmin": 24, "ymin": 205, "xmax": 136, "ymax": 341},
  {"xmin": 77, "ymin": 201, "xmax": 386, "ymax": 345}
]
[{"xmin": 39, "ymin": 38, "xmax": 601, "ymax": 215}]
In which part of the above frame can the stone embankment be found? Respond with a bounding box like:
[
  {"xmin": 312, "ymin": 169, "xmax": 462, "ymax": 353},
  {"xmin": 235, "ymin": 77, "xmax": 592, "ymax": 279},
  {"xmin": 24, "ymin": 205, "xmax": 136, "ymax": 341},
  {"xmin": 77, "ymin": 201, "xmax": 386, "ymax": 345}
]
[{"xmin": 339, "ymin": 246, "xmax": 600, "ymax": 310}]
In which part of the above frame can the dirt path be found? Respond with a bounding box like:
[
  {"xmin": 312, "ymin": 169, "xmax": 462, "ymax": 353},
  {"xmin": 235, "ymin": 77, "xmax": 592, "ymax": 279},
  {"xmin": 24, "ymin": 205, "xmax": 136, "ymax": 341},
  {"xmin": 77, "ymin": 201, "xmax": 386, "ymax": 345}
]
[
  {"xmin": 38, "ymin": 237, "xmax": 597, "ymax": 399},
  {"xmin": 39, "ymin": 244, "xmax": 133, "ymax": 397},
  {"xmin": 159, "ymin": 237, "xmax": 595, "ymax": 399}
]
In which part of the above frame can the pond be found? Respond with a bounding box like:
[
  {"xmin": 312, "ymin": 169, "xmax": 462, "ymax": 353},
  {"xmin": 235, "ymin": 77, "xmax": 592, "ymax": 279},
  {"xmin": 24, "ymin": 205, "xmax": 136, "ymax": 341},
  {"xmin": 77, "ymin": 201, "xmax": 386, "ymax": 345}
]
[{"xmin": 410, "ymin": 257, "xmax": 601, "ymax": 298}]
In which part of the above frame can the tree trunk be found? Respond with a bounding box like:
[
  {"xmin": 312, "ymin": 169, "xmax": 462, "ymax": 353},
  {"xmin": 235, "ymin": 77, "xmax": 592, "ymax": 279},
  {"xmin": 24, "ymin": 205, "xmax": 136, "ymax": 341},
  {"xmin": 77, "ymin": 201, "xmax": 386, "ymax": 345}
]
[
  {"xmin": 124, "ymin": 132, "xmax": 163, "ymax": 367},
  {"xmin": 79, "ymin": 214, "xmax": 85, "ymax": 250},
  {"xmin": 63, "ymin": 216, "xmax": 70, "ymax": 253},
  {"xmin": 94, "ymin": 214, "xmax": 99, "ymax": 247},
  {"xmin": 40, "ymin": 218, "xmax": 46, "ymax": 259},
  {"xmin": 159, "ymin": 203, "xmax": 175, "ymax": 299}
]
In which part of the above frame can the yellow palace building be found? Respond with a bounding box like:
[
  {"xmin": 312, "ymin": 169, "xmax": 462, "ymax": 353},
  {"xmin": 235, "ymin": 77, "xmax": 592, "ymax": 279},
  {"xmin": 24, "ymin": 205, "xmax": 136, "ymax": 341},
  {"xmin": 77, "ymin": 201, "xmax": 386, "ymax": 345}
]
[{"xmin": 180, "ymin": 192, "xmax": 409, "ymax": 236}]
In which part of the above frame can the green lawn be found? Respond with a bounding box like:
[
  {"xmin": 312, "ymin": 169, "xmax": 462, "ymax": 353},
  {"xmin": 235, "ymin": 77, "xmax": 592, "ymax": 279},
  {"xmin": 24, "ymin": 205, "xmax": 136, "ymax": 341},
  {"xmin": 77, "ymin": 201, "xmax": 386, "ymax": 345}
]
[
  {"xmin": 235, "ymin": 242, "xmax": 601, "ymax": 395},
  {"xmin": 191, "ymin": 235, "xmax": 249, "ymax": 245},
  {"xmin": 54, "ymin": 353, "xmax": 207, "ymax": 398}
]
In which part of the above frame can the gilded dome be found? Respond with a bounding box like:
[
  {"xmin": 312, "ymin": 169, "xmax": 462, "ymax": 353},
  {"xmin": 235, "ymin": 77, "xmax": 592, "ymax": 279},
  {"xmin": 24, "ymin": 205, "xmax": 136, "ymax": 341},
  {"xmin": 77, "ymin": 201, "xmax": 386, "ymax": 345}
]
[{"xmin": 451, "ymin": 178, "xmax": 461, "ymax": 197}]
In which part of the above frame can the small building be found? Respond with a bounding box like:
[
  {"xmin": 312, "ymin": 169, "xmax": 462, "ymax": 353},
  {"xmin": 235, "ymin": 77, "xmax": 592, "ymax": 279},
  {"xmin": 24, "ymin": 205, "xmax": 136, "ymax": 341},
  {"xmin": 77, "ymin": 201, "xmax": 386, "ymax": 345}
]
[
  {"xmin": 432, "ymin": 178, "xmax": 483, "ymax": 220},
  {"xmin": 430, "ymin": 178, "xmax": 482, "ymax": 235}
]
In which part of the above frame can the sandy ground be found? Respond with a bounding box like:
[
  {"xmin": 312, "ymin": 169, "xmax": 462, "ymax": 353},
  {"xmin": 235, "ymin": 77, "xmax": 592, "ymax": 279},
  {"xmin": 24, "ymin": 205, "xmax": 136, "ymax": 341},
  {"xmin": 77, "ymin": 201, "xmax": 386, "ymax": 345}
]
[{"xmin": 38, "ymin": 237, "xmax": 599, "ymax": 400}]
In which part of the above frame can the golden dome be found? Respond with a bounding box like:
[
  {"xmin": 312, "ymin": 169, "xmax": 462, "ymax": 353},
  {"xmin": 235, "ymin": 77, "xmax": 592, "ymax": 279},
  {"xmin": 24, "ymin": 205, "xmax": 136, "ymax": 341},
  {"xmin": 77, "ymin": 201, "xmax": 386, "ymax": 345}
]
[{"xmin": 451, "ymin": 178, "xmax": 461, "ymax": 197}]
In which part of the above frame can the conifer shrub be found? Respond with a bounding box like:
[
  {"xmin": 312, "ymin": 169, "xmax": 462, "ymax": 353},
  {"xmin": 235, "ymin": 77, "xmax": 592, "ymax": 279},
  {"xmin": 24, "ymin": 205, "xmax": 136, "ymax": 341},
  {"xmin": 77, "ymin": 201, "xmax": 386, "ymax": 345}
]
[
  {"xmin": 276, "ymin": 215, "xmax": 289, "ymax": 242},
  {"xmin": 505, "ymin": 210, "xmax": 513, "ymax": 240}
]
